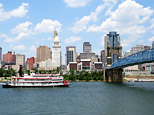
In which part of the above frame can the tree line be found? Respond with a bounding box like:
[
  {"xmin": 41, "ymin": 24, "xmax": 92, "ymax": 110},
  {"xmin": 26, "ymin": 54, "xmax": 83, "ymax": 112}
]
[
  {"xmin": 0, "ymin": 68, "xmax": 16, "ymax": 77},
  {"xmin": 63, "ymin": 69, "xmax": 104, "ymax": 81}
]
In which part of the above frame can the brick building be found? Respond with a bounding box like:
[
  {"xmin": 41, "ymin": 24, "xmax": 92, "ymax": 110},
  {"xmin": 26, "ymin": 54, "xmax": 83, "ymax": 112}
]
[{"xmin": 26, "ymin": 57, "xmax": 34, "ymax": 70}]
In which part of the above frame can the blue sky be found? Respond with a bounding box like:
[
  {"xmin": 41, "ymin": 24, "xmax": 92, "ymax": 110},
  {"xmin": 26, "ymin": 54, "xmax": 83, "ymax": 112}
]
[{"xmin": 0, "ymin": 0, "xmax": 154, "ymax": 64}]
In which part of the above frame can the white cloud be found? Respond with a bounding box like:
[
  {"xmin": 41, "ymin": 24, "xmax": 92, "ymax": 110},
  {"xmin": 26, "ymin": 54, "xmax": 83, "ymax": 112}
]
[
  {"xmin": 103, "ymin": 0, "xmax": 117, "ymax": 4},
  {"xmin": 87, "ymin": 0, "xmax": 154, "ymax": 47},
  {"xmin": 69, "ymin": 4, "xmax": 105, "ymax": 33},
  {"xmin": 148, "ymin": 36, "xmax": 154, "ymax": 41},
  {"xmin": 34, "ymin": 19, "xmax": 62, "ymax": 33},
  {"xmin": 1, "ymin": 33, "xmax": 28, "ymax": 42},
  {"xmin": 11, "ymin": 21, "xmax": 32, "ymax": 34},
  {"xmin": 64, "ymin": 0, "xmax": 90, "ymax": 8},
  {"xmin": 0, "ymin": 21, "xmax": 33, "ymax": 42},
  {"xmin": 14, "ymin": 45, "xmax": 26, "ymax": 50},
  {"xmin": 121, "ymin": 37, "xmax": 137, "ymax": 47},
  {"xmin": 87, "ymin": 0, "xmax": 154, "ymax": 34},
  {"xmin": 0, "ymin": 3, "xmax": 28, "ymax": 21},
  {"xmin": 65, "ymin": 36, "xmax": 82, "ymax": 44}
]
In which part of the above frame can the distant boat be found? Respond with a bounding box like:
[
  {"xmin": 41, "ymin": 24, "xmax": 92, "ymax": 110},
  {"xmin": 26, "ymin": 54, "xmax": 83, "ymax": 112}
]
[{"xmin": 3, "ymin": 72, "xmax": 69, "ymax": 88}]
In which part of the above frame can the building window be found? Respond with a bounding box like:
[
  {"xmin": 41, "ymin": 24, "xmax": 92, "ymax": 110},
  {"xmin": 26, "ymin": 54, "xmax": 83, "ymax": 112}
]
[{"xmin": 54, "ymin": 42, "xmax": 59, "ymax": 45}]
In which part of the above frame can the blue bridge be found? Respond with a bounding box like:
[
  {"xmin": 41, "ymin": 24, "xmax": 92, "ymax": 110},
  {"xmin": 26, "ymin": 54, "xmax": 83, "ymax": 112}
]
[
  {"xmin": 104, "ymin": 32, "xmax": 154, "ymax": 82},
  {"xmin": 105, "ymin": 48, "xmax": 154, "ymax": 82},
  {"xmin": 110, "ymin": 48, "xmax": 154, "ymax": 69}
]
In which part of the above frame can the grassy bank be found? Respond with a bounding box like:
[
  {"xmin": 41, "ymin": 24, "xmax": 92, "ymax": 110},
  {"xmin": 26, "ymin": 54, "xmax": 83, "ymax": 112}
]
[{"xmin": 0, "ymin": 77, "xmax": 11, "ymax": 82}]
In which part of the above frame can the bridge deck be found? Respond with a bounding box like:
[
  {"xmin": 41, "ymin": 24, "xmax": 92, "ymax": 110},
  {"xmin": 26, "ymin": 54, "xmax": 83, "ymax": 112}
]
[{"xmin": 110, "ymin": 48, "xmax": 154, "ymax": 69}]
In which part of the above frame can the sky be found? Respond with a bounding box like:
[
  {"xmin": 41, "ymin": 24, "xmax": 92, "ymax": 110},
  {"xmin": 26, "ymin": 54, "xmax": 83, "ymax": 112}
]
[{"xmin": 0, "ymin": 0, "xmax": 154, "ymax": 64}]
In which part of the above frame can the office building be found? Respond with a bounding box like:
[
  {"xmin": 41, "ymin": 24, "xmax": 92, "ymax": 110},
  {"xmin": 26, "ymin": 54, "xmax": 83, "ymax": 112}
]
[
  {"xmin": 66, "ymin": 46, "xmax": 76, "ymax": 66},
  {"xmin": 144, "ymin": 45, "xmax": 151, "ymax": 50},
  {"xmin": 83, "ymin": 42, "xmax": 91, "ymax": 53},
  {"xmin": 127, "ymin": 45, "xmax": 151, "ymax": 71},
  {"xmin": 36, "ymin": 46, "xmax": 51, "ymax": 62},
  {"xmin": 130, "ymin": 45, "xmax": 144, "ymax": 54},
  {"xmin": 104, "ymin": 31, "xmax": 122, "ymax": 67},
  {"xmin": 68, "ymin": 62, "xmax": 78, "ymax": 71},
  {"xmin": 124, "ymin": 50, "xmax": 131, "ymax": 57},
  {"xmin": 39, "ymin": 30, "xmax": 62, "ymax": 70},
  {"xmin": 26, "ymin": 57, "xmax": 35, "ymax": 70},
  {"xmin": 101, "ymin": 50, "xmax": 105, "ymax": 64},
  {"xmin": 93, "ymin": 62, "xmax": 103, "ymax": 71},
  {"xmin": 3, "ymin": 51, "xmax": 16, "ymax": 65},
  {"xmin": 16, "ymin": 54, "xmax": 25, "ymax": 68}
]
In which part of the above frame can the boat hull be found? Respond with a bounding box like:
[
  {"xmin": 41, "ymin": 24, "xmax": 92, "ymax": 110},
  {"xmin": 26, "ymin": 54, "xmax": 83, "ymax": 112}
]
[{"xmin": 2, "ymin": 84, "xmax": 69, "ymax": 88}]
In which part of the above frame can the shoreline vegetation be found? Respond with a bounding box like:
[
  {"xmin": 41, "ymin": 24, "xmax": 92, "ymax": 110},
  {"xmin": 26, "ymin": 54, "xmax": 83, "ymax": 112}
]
[
  {"xmin": 0, "ymin": 68, "xmax": 104, "ymax": 82},
  {"xmin": 0, "ymin": 78, "xmax": 104, "ymax": 82},
  {"xmin": 1, "ymin": 68, "xmax": 154, "ymax": 82},
  {"xmin": 63, "ymin": 70, "xmax": 104, "ymax": 81}
]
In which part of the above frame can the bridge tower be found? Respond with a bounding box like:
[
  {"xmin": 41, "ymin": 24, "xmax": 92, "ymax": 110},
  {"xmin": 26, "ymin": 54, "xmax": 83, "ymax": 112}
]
[{"xmin": 104, "ymin": 32, "xmax": 122, "ymax": 82}]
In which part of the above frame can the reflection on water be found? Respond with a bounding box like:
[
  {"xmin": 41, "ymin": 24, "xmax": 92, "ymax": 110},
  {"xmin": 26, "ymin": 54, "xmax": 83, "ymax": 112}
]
[{"xmin": 0, "ymin": 82, "xmax": 154, "ymax": 115}]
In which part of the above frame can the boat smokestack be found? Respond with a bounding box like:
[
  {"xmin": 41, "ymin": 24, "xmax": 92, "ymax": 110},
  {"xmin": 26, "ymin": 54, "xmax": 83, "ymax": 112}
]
[{"xmin": 19, "ymin": 65, "xmax": 23, "ymax": 77}]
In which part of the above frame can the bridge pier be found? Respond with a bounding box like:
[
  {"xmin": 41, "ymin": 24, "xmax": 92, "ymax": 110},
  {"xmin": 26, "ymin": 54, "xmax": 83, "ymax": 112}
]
[{"xmin": 105, "ymin": 68, "xmax": 123, "ymax": 82}]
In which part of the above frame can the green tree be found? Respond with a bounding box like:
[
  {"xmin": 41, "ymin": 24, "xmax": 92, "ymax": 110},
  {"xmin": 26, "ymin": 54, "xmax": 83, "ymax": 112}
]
[
  {"xmin": 70, "ymin": 69, "xmax": 75, "ymax": 75},
  {"xmin": 25, "ymin": 70, "xmax": 30, "ymax": 75},
  {"xmin": 56, "ymin": 67, "xmax": 60, "ymax": 73},
  {"xmin": 0, "ymin": 68, "xmax": 5, "ymax": 77}
]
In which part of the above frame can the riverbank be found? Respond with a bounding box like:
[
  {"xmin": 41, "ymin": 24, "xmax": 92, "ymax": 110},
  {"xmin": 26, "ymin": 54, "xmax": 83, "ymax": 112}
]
[
  {"xmin": 124, "ymin": 76, "xmax": 154, "ymax": 82},
  {"xmin": 0, "ymin": 77, "xmax": 11, "ymax": 82},
  {"xmin": 2, "ymin": 76, "xmax": 154, "ymax": 82},
  {"xmin": 0, "ymin": 78, "xmax": 104, "ymax": 82}
]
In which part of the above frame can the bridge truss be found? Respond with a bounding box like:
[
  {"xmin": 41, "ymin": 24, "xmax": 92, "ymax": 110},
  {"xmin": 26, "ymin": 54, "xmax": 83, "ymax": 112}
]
[{"xmin": 110, "ymin": 48, "xmax": 154, "ymax": 69}]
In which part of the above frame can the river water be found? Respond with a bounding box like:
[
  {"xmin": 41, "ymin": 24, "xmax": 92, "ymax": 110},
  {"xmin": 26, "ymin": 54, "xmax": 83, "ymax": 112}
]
[{"xmin": 0, "ymin": 82, "xmax": 154, "ymax": 115}]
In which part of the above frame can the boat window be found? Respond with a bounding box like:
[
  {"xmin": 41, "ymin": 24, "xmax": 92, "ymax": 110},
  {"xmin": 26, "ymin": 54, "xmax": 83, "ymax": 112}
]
[
  {"xmin": 49, "ymin": 76, "xmax": 57, "ymax": 77},
  {"xmin": 52, "ymin": 79, "xmax": 63, "ymax": 81},
  {"xmin": 34, "ymin": 76, "xmax": 47, "ymax": 77}
]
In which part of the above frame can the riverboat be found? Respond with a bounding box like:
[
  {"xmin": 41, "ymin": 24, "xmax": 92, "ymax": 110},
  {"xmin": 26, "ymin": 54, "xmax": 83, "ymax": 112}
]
[{"xmin": 2, "ymin": 72, "xmax": 69, "ymax": 88}]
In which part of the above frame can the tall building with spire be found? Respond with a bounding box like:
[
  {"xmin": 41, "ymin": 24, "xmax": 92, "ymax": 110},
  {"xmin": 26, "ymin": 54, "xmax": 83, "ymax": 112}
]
[
  {"xmin": 39, "ymin": 30, "xmax": 62, "ymax": 70},
  {"xmin": 52, "ymin": 30, "xmax": 62, "ymax": 67}
]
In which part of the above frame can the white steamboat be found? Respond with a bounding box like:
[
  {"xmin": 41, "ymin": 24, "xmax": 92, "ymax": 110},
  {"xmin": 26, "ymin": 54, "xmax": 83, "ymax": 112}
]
[{"xmin": 3, "ymin": 72, "xmax": 69, "ymax": 88}]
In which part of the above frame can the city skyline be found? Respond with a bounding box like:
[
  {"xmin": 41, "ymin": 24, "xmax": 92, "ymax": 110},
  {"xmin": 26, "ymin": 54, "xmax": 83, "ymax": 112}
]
[{"xmin": 0, "ymin": 0, "xmax": 154, "ymax": 65}]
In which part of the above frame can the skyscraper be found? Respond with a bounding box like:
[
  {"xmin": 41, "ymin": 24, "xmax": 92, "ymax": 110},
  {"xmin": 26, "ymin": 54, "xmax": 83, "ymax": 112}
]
[
  {"xmin": 16, "ymin": 54, "xmax": 25, "ymax": 68},
  {"xmin": 36, "ymin": 46, "xmax": 51, "ymax": 62},
  {"xmin": 66, "ymin": 46, "xmax": 76, "ymax": 65},
  {"xmin": 0, "ymin": 47, "xmax": 2, "ymax": 61},
  {"xmin": 101, "ymin": 50, "xmax": 105, "ymax": 64},
  {"xmin": 83, "ymin": 42, "xmax": 91, "ymax": 53},
  {"xmin": 104, "ymin": 31, "xmax": 122, "ymax": 67}
]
